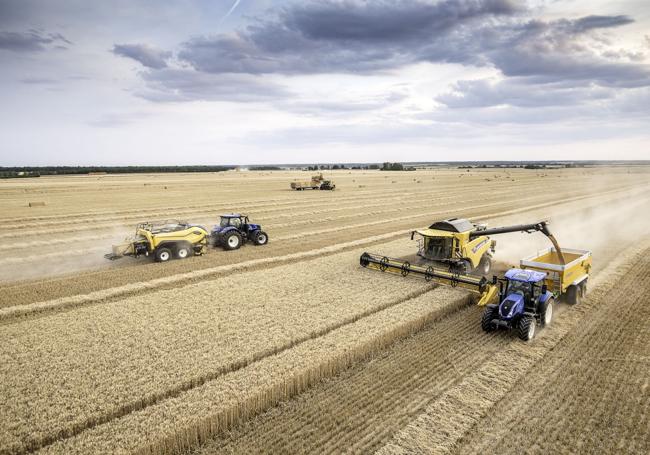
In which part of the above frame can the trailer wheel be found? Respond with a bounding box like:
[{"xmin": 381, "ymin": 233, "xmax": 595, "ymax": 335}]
[
  {"xmin": 481, "ymin": 306, "xmax": 498, "ymax": 332},
  {"xmin": 538, "ymin": 298, "xmax": 554, "ymax": 327},
  {"xmin": 580, "ymin": 280, "xmax": 588, "ymax": 298},
  {"xmin": 176, "ymin": 244, "xmax": 191, "ymax": 259},
  {"xmin": 517, "ymin": 315, "xmax": 536, "ymax": 341},
  {"xmin": 253, "ymin": 230, "xmax": 268, "ymax": 246},
  {"xmin": 223, "ymin": 232, "xmax": 242, "ymax": 250},
  {"xmin": 155, "ymin": 247, "xmax": 172, "ymax": 262},
  {"xmin": 566, "ymin": 285, "xmax": 580, "ymax": 305}
]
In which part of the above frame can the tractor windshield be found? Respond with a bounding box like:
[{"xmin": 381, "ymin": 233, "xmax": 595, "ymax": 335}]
[
  {"xmin": 506, "ymin": 280, "xmax": 533, "ymax": 300},
  {"xmin": 220, "ymin": 217, "xmax": 241, "ymax": 228}
]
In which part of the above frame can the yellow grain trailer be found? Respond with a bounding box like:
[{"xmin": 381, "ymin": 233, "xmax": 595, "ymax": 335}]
[{"xmin": 520, "ymin": 247, "xmax": 592, "ymax": 305}]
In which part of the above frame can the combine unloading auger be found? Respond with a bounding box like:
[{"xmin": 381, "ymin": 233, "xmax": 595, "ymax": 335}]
[
  {"xmin": 359, "ymin": 252, "xmax": 499, "ymax": 306},
  {"xmin": 469, "ymin": 220, "xmax": 566, "ymax": 264}
]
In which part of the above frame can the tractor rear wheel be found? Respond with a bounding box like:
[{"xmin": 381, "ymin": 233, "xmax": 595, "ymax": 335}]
[
  {"xmin": 538, "ymin": 298, "xmax": 554, "ymax": 327},
  {"xmin": 517, "ymin": 315, "xmax": 536, "ymax": 341},
  {"xmin": 223, "ymin": 232, "xmax": 242, "ymax": 250},
  {"xmin": 566, "ymin": 285, "xmax": 580, "ymax": 305},
  {"xmin": 155, "ymin": 247, "xmax": 172, "ymax": 263},
  {"xmin": 481, "ymin": 306, "xmax": 498, "ymax": 332},
  {"xmin": 253, "ymin": 230, "xmax": 268, "ymax": 245}
]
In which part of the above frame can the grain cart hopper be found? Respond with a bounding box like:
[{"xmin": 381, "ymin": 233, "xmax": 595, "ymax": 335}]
[
  {"xmin": 210, "ymin": 214, "xmax": 269, "ymax": 250},
  {"xmin": 290, "ymin": 173, "xmax": 336, "ymax": 190},
  {"xmin": 105, "ymin": 220, "xmax": 209, "ymax": 262},
  {"xmin": 410, "ymin": 218, "xmax": 564, "ymax": 275},
  {"xmin": 481, "ymin": 247, "xmax": 591, "ymax": 340}
]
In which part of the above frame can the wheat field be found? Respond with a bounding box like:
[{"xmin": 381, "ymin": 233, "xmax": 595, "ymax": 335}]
[{"xmin": 0, "ymin": 167, "xmax": 649, "ymax": 454}]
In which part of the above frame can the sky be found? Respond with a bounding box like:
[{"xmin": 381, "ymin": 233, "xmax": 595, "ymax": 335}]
[{"xmin": 0, "ymin": 0, "xmax": 649, "ymax": 166}]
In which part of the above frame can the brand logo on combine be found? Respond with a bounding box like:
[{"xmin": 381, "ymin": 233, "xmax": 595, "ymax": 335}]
[{"xmin": 472, "ymin": 239, "xmax": 488, "ymax": 253}]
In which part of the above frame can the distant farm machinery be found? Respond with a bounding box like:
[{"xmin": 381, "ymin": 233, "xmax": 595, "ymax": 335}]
[{"xmin": 105, "ymin": 214, "xmax": 268, "ymax": 262}]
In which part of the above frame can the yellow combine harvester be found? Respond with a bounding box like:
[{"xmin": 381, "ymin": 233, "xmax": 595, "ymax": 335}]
[
  {"xmin": 105, "ymin": 220, "xmax": 209, "ymax": 262},
  {"xmin": 360, "ymin": 246, "xmax": 591, "ymax": 341},
  {"xmin": 410, "ymin": 218, "xmax": 564, "ymax": 274}
]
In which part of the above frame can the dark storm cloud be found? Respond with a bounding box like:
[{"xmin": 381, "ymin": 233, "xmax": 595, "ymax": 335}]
[
  {"xmin": 0, "ymin": 29, "xmax": 70, "ymax": 52},
  {"xmin": 177, "ymin": 0, "xmax": 519, "ymax": 74},
  {"xmin": 112, "ymin": 43, "xmax": 171, "ymax": 69}
]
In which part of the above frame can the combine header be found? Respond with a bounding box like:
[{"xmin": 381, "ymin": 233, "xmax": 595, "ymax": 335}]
[{"xmin": 359, "ymin": 252, "xmax": 498, "ymax": 306}]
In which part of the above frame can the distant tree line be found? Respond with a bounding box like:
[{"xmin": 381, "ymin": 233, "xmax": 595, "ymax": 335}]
[
  {"xmin": 249, "ymin": 166, "xmax": 283, "ymax": 171},
  {"xmin": 380, "ymin": 162, "xmax": 416, "ymax": 171},
  {"xmin": 306, "ymin": 164, "xmax": 380, "ymax": 171},
  {"xmin": 0, "ymin": 166, "xmax": 236, "ymax": 177}
]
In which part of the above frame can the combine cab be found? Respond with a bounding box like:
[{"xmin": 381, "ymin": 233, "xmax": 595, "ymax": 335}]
[
  {"xmin": 105, "ymin": 220, "xmax": 209, "ymax": 262},
  {"xmin": 411, "ymin": 218, "xmax": 563, "ymax": 275}
]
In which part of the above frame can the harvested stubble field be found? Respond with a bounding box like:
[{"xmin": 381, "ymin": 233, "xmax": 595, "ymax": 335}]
[{"xmin": 0, "ymin": 167, "xmax": 649, "ymax": 455}]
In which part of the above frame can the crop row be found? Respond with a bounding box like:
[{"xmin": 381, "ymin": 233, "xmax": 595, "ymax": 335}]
[
  {"xmin": 38, "ymin": 283, "xmax": 471, "ymax": 455},
  {"xmin": 0, "ymin": 238, "xmax": 435, "ymax": 452}
]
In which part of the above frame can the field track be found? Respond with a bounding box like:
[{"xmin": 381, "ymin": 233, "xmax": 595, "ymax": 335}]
[{"xmin": 1, "ymin": 167, "xmax": 649, "ymax": 454}]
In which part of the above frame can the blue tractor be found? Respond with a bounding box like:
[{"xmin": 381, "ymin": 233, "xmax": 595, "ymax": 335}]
[
  {"xmin": 481, "ymin": 268, "xmax": 554, "ymax": 341},
  {"xmin": 210, "ymin": 214, "xmax": 269, "ymax": 250}
]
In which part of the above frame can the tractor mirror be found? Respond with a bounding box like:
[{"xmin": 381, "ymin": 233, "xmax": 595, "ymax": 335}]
[{"xmin": 541, "ymin": 284, "xmax": 548, "ymax": 294}]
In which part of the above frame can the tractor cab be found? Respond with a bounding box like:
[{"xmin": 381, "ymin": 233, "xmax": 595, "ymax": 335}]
[
  {"xmin": 499, "ymin": 269, "xmax": 548, "ymax": 319},
  {"xmin": 217, "ymin": 214, "xmax": 249, "ymax": 229}
]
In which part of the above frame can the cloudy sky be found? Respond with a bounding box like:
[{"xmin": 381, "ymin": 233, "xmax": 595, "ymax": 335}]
[{"xmin": 1, "ymin": 0, "xmax": 649, "ymax": 165}]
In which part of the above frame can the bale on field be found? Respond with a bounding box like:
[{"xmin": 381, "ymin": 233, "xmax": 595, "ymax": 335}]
[{"xmin": 28, "ymin": 201, "xmax": 46, "ymax": 207}]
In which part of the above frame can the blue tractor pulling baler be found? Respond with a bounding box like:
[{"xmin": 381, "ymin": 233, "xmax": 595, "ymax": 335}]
[{"xmin": 210, "ymin": 214, "xmax": 269, "ymax": 250}]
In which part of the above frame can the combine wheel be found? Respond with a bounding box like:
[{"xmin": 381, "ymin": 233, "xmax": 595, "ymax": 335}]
[
  {"xmin": 517, "ymin": 315, "xmax": 536, "ymax": 341},
  {"xmin": 253, "ymin": 230, "xmax": 269, "ymax": 246},
  {"xmin": 538, "ymin": 298, "xmax": 554, "ymax": 327},
  {"xmin": 566, "ymin": 285, "xmax": 580, "ymax": 305},
  {"xmin": 223, "ymin": 232, "xmax": 242, "ymax": 250},
  {"xmin": 155, "ymin": 247, "xmax": 172, "ymax": 263},
  {"xmin": 481, "ymin": 306, "xmax": 498, "ymax": 332},
  {"xmin": 175, "ymin": 244, "xmax": 191, "ymax": 259},
  {"xmin": 477, "ymin": 255, "xmax": 492, "ymax": 275}
]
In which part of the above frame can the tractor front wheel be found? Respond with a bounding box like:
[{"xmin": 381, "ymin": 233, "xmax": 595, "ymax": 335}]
[
  {"xmin": 481, "ymin": 306, "xmax": 498, "ymax": 332},
  {"xmin": 538, "ymin": 298, "xmax": 554, "ymax": 327},
  {"xmin": 517, "ymin": 315, "xmax": 536, "ymax": 341},
  {"xmin": 253, "ymin": 230, "xmax": 268, "ymax": 246},
  {"xmin": 223, "ymin": 232, "xmax": 242, "ymax": 250},
  {"xmin": 155, "ymin": 247, "xmax": 172, "ymax": 263}
]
